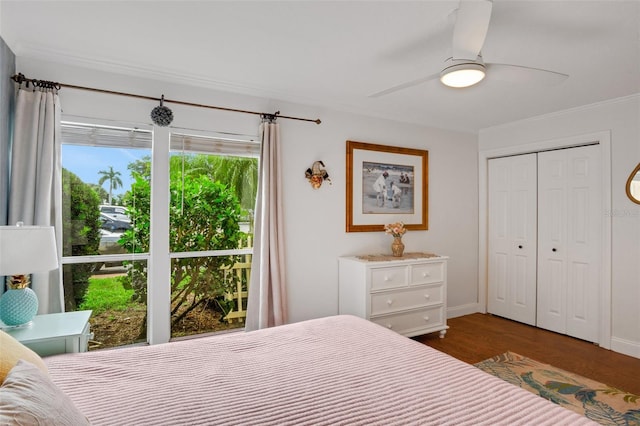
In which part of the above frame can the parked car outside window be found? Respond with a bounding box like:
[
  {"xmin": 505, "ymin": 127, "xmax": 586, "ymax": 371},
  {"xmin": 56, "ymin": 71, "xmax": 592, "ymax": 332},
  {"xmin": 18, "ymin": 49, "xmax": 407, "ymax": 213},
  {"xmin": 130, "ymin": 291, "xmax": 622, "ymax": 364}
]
[
  {"xmin": 99, "ymin": 205, "xmax": 130, "ymax": 223},
  {"xmin": 99, "ymin": 212, "xmax": 131, "ymax": 233}
]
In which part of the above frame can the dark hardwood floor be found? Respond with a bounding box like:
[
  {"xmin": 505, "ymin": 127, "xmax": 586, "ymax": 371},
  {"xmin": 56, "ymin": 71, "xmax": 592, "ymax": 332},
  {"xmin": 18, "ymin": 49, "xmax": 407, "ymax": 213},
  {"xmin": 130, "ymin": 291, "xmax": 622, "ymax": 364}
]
[{"xmin": 414, "ymin": 313, "xmax": 640, "ymax": 396}]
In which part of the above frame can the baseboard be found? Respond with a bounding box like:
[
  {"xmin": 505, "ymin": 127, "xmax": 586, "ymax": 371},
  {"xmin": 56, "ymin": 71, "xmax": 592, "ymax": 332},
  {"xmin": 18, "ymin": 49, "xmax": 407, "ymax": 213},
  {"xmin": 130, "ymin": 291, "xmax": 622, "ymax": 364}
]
[
  {"xmin": 447, "ymin": 303, "xmax": 480, "ymax": 319},
  {"xmin": 610, "ymin": 336, "xmax": 640, "ymax": 360}
]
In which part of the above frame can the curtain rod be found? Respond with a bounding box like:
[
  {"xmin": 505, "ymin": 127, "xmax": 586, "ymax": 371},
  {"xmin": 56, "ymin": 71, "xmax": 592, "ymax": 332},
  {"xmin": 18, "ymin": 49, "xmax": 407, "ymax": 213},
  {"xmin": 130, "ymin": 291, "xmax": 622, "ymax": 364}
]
[{"xmin": 10, "ymin": 73, "xmax": 321, "ymax": 125}]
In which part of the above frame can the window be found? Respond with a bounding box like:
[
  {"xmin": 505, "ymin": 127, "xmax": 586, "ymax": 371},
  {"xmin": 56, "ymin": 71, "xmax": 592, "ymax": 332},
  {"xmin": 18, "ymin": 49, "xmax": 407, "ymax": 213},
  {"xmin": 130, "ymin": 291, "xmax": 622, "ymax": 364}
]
[
  {"xmin": 61, "ymin": 123, "xmax": 150, "ymax": 349},
  {"xmin": 168, "ymin": 133, "xmax": 259, "ymax": 338},
  {"xmin": 61, "ymin": 122, "xmax": 259, "ymax": 349}
]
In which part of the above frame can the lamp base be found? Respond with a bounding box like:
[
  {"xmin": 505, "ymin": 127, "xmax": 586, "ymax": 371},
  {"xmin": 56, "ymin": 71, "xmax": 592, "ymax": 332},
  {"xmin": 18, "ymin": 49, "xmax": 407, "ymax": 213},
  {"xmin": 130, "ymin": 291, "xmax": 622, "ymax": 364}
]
[
  {"xmin": 0, "ymin": 287, "xmax": 39, "ymax": 326},
  {"xmin": 0, "ymin": 320, "xmax": 33, "ymax": 329}
]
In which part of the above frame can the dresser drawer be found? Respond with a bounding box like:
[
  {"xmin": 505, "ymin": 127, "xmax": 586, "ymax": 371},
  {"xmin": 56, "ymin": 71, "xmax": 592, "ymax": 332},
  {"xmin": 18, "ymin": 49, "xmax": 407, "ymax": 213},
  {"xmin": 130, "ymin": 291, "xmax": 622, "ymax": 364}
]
[
  {"xmin": 370, "ymin": 266, "xmax": 409, "ymax": 291},
  {"xmin": 370, "ymin": 285, "xmax": 443, "ymax": 316},
  {"xmin": 410, "ymin": 262, "xmax": 444, "ymax": 285},
  {"xmin": 371, "ymin": 306, "xmax": 444, "ymax": 335}
]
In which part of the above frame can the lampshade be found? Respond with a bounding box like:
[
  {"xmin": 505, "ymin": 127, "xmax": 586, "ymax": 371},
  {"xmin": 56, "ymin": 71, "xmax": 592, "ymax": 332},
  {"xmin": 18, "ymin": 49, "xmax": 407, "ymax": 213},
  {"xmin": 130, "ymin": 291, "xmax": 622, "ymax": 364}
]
[
  {"xmin": 440, "ymin": 62, "xmax": 486, "ymax": 88},
  {"xmin": 0, "ymin": 225, "xmax": 58, "ymax": 276}
]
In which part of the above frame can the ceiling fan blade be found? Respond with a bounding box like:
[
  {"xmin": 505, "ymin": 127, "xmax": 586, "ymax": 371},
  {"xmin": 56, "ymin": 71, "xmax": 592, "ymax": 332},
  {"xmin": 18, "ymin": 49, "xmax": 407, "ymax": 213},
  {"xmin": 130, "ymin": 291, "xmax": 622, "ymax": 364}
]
[
  {"xmin": 486, "ymin": 63, "xmax": 569, "ymax": 85},
  {"xmin": 452, "ymin": 0, "xmax": 493, "ymax": 60},
  {"xmin": 369, "ymin": 73, "xmax": 440, "ymax": 98}
]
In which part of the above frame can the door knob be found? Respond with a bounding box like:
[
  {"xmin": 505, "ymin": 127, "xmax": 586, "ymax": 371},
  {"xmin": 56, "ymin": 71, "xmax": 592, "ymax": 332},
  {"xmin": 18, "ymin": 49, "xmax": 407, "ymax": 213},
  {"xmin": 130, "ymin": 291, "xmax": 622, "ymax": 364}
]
[
  {"xmin": 518, "ymin": 245, "xmax": 523, "ymax": 249},
  {"xmin": 552, "ymin": 248, "xmax": 557, "ymax": 252}
]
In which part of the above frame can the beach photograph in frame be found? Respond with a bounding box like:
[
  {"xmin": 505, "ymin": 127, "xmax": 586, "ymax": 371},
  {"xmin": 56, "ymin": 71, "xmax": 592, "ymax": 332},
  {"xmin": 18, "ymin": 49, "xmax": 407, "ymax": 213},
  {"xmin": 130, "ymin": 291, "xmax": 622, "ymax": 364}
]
[{"xmin": 346, "ymin": 141, "xmax": 428, "ymax": 232}]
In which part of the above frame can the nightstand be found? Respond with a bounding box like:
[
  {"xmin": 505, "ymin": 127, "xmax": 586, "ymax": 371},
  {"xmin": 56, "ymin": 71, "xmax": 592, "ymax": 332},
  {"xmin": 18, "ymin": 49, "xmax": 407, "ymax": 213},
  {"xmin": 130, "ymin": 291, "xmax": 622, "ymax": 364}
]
[{"xmin": 1, "ymin": 310, "xmax": 93, "ymax": 356}]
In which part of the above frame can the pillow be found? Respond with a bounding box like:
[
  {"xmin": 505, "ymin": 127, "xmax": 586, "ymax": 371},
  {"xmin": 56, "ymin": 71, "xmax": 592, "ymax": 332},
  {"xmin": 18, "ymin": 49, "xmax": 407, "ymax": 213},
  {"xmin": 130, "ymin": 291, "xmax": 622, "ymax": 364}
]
[
  {"xmin": 0, "ymin": 360, "xmax": 90, "ymax": 425},
  {"xmin": 0, "ymin": 330, "xmax": 48, "ymax": 382}
]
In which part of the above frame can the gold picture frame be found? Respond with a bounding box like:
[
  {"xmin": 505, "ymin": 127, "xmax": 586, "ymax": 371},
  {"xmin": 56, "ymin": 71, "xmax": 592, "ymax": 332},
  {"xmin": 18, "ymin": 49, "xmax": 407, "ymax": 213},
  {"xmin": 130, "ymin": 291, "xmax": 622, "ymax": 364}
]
[{"xmin": 346, "ymin": 140, "xmax": 428, "ymax": 232}]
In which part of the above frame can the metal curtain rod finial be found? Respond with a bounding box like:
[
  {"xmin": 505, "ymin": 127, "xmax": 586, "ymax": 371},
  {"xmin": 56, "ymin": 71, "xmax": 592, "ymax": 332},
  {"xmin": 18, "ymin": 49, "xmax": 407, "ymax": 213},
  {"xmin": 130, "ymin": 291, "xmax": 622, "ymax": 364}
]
[
  {"xmin": 11, "ymin": 73, "xmax": 27, "ymax": 84},
  {"xmin": 11, "ymin": 72, "xmax": 61, "ymax": 90},
  {"xmin": 9, "ymin": 73, "xmax": 321, "ymax": 125}
]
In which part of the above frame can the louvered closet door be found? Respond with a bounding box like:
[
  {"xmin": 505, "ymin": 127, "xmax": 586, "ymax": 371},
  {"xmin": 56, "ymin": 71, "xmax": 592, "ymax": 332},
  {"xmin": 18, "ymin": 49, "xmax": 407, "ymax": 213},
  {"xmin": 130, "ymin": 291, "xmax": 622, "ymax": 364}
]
[
  {"xmin": 537, "ymin": 145, "xmax": 601, "ymax": 342},
  {"xmin": 487, "ymin": 154, "xmax": 537, "ymax": 325}
]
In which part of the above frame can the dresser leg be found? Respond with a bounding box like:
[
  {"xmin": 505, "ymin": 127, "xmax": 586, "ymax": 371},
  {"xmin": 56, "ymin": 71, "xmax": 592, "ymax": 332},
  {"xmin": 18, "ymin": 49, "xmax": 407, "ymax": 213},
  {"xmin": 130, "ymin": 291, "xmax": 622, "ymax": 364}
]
[{"xmin": 439, "ymin": 329, "xmax": 447, "ymax": 339}]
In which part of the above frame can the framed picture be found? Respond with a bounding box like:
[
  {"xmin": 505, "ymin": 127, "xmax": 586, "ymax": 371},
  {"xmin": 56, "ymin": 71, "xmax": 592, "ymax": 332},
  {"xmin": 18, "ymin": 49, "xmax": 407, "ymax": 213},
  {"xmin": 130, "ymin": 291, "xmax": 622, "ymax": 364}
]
[{"xmin": 346, "ymin": 140, "xmax": 428, "ymax": 232}]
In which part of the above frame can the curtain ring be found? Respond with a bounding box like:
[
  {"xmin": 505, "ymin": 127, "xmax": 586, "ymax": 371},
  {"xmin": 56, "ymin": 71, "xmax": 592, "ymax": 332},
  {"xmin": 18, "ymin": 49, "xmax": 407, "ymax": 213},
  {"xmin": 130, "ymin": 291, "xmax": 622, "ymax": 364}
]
[{"xmin": 261, "ymin": 111, "xmax": 280, "ymax": 123}]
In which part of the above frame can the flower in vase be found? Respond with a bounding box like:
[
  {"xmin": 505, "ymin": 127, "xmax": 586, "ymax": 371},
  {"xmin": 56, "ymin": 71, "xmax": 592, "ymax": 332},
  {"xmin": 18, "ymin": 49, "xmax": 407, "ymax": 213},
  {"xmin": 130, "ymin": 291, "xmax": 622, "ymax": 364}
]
[{"xmin": 384, "ymin": 222, "xmax": 407, "ymax": 238}]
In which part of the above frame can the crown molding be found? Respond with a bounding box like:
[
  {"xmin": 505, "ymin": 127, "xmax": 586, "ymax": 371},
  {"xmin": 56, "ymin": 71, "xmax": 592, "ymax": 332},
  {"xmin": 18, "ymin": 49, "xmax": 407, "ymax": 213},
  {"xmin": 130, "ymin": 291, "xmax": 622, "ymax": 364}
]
[
  {"xmin": 14, "ymin": 44, "xmax": 322, "ymax": 105},
  {"xmin": 480, "ymin": 92, "xmax": 640, "ymax": 133}
]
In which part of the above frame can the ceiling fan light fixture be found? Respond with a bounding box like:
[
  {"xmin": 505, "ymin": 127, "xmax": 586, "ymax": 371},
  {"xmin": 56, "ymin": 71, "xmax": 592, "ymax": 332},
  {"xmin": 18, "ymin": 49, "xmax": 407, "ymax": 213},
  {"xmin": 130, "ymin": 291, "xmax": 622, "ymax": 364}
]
[{"xmin": 440, "ymin": 62, "xmax": 486, "ymax": 88}]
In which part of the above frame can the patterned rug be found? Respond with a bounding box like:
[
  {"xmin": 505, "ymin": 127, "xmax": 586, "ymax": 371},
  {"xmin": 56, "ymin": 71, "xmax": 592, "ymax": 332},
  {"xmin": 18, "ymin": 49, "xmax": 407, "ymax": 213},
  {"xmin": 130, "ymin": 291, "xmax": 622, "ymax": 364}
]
[{"xmin": 475, "ymin": 352, "xmax": 640, "ymax": 426}]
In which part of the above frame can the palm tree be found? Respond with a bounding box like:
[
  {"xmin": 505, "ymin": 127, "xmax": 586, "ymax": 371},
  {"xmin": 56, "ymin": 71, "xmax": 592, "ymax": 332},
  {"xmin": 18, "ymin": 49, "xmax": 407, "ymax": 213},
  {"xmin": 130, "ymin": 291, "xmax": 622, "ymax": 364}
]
[
  {"xmin": 169, "ymin": 155, "xmax": 258, "ymax": 212},
  {"xmin": 205, "ymin": 156, "xmax": 258, "ymax": 211},
  {"xmin": 98, "ymin": 166, "xmax": 123, "ymax": 204}
]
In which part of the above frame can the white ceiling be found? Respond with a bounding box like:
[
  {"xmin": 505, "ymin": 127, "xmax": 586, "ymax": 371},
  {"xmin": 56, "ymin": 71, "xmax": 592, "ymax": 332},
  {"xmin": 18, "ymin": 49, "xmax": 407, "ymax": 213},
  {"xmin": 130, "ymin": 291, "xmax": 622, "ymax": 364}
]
[{"xmin": 1, "ymin": 0, "xmax": 639, "ymax": 133}]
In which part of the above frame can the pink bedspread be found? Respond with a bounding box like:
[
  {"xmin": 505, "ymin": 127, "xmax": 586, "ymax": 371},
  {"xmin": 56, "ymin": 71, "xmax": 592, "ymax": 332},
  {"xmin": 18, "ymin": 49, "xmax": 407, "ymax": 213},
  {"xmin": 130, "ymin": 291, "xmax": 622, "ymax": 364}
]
[{"xmin": 45, "ymin": 315, "xmax": 596, "ymax": 425}]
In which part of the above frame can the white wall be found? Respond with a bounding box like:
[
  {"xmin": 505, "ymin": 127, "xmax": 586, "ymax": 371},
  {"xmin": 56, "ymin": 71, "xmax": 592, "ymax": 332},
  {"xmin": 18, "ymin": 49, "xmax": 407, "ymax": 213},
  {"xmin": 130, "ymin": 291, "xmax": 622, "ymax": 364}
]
[
  {"xmin": 479, "ymin": 95, "xmax": 640, "ymax": 359},
  {"xmin": 16, "ymin": 57, "xmax": 479, "ymax": 324}
]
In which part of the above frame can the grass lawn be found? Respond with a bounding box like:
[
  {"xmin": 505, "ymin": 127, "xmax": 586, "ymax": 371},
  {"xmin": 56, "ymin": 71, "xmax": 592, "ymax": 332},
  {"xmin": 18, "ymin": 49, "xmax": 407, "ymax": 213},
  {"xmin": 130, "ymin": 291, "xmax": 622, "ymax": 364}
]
[
  {"xmin": 79, "ymin": 276, "xmax": 138, "ymax": 314},
  {"xmin": 79, "ymin": 274, "xmax": 243, "ymax": 350}
]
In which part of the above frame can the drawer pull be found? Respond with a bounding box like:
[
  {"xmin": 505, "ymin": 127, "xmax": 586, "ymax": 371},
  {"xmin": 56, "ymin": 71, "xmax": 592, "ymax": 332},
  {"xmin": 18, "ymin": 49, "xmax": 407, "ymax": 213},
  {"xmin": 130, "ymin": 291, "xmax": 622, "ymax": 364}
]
[
  {"xmin": 386, "ymin": 324, "xmax": 393, "ymax": 329},
  {"xmin": 422, "ymin": 272, "xmax": 431, "ymax": 277},
  {"xmin": 423, "ymin": 316, "xmax": 430, "ymax": 322},
  {"xmin": 384, "ymin": 276, "xmax": 391, "ymax": 282},
  {"xmin": 424, "ymin": 294, "xmax": 430, "ymax": 300},
  {"xmin": 387, "ymin": 299, "xmax": 393, "ymax": 306}
]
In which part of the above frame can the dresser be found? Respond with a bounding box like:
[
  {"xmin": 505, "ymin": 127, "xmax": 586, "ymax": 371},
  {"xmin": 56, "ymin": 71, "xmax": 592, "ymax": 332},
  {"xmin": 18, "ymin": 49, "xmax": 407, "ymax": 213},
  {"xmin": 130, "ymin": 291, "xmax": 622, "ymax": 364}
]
[{"xmin": 338, "ymin": 254, "xmax": 448, "ymax": 338}]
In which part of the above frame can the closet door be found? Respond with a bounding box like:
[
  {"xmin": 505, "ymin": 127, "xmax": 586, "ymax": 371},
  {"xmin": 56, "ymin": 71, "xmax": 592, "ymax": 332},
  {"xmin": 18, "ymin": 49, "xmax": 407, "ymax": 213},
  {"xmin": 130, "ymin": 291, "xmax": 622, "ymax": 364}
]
[
  {"xmin": 537, "ymin": 145, "xmax": 601, "ymax": 342},
  {"xmin": 487, "ymin": 154, "xmax": 537, "ymax": 325}
]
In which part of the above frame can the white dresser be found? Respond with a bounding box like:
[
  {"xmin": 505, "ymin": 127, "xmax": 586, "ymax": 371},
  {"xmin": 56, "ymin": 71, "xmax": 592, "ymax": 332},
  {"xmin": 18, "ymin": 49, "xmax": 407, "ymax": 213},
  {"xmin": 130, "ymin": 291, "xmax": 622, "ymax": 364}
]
[{"xmin": 338, "ymin": 254, "xmax": 448, "ymax": 338}]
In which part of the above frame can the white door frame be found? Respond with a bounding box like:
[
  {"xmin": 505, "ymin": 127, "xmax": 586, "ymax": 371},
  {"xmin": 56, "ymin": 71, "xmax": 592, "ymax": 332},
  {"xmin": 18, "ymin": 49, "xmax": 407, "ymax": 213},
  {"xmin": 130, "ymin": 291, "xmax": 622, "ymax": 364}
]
[{"xmin": 478, "ymin": 131, "xmax": 612, "ymax": 349}]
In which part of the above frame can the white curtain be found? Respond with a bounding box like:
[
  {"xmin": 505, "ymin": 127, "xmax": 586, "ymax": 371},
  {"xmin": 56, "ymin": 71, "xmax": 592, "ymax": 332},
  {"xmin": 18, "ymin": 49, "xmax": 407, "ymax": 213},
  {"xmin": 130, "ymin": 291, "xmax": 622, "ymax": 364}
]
[
  {"xmin": 245, "ymin": 120, "xmax": 287, "ymax": 330},
  {"xmin": 7, "ymin": 87, "xmax": 63, "ymax": 314}
]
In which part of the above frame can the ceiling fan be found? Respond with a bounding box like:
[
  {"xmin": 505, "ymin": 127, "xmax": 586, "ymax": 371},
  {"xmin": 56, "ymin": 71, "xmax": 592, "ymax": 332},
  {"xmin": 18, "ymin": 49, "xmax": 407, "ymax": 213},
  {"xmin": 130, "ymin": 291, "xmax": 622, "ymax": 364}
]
[{"xmin": 370, "ymin": 0, "xmax": 569, "ymax": 97}]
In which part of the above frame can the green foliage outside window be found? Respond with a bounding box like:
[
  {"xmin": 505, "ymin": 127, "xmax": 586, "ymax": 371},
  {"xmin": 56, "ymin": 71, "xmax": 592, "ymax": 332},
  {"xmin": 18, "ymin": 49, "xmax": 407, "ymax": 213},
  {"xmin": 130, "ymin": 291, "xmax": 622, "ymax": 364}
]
[
  {"xmin": 120, "ymin": 171, "xmax": 244, "ymax": 327},
  {"xmin": 61, "ymin": 169, "xmax": 101, "ymax": 310},
  {"xmin": 127, "ymin": 154, "xmax": 257, "ymax": 213}
]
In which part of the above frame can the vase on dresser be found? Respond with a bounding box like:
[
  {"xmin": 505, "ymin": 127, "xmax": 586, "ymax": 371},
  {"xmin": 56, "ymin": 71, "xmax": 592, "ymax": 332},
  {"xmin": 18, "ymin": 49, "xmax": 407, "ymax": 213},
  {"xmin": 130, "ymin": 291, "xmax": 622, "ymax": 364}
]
[{"xmin": 391, "ymin": 236, "xmax": 405, "ymax": 257}]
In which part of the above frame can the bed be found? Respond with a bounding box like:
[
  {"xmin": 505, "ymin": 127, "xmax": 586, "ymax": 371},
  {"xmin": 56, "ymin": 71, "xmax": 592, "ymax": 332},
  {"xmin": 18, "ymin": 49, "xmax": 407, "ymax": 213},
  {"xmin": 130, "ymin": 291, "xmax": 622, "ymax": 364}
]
[{"xmin": 3, "ymin": 315, "xmax": 595, "ymax": 425}]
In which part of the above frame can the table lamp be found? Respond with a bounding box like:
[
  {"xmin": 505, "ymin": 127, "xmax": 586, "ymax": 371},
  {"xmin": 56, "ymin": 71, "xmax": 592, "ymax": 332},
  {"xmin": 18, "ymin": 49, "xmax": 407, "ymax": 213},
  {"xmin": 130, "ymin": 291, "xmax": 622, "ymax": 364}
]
[{"xmin": 0, "ymin": 223, "xmax": 59, "ymax": 327}]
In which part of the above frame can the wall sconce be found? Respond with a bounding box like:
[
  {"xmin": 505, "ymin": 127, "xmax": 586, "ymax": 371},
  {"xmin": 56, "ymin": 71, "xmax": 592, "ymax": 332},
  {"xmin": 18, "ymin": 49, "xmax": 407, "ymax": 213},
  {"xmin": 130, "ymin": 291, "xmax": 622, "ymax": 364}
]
[
  {"xmin": 305, "ymin": 161, "xmax": 331, "ymax": 189},
  {"xmin": 0, "ymin": 224, "xmax": 59, "ymax": 327}
]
